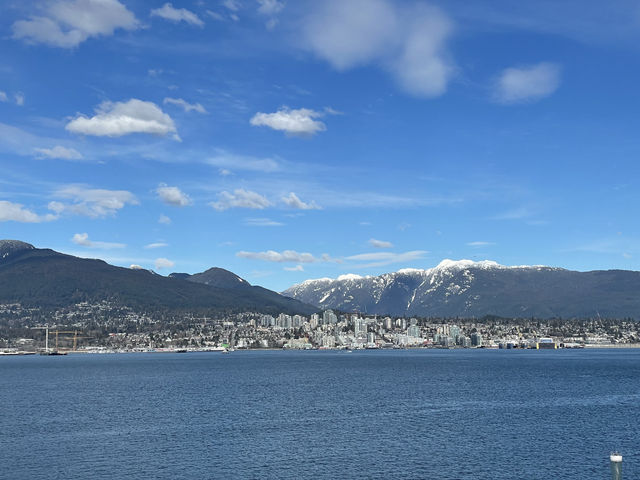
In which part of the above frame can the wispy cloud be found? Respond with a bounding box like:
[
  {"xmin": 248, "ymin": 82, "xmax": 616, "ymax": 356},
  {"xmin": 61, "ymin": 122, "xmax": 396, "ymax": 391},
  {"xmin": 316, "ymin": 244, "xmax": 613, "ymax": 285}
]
[
  {"xmin": 281, "ymin": 192, "xmax": 321, "ymax": 210},
  {"xmin": 163, "ymin": 97, "xmax": 207, "ymax": 114},
  {"xmin": 207, "ymin": 150, "xmax": 280, "ymax": 172},
  {"xmin": 368, "ymin": 238, "xmax": 393, "ymax": 249},
  {"xmin": 284, "ymin": 264, "xmax": 304, "ymax": 272},
  {"xmin": 49, "ymin": 185, "xmax": 139, "ymax": 218},
  {"xmin": 72, "ymin": 233, "xmax": 125, "ymax": 249},
  {"xmin": 493, "ymin": 62, "xmax": 561, "ymax": 104},
  {"xmin": 34, "ymin": 146, "xmax": 83, "ymax": 160},
  {"xmin": 243, "ymin": 217, "xmax": 284, "ymax": 227},
  {"xmin": 158, "ymin": 214, "xmax": 171, "ymax": 225},
  {"xmin": 144, "ymin": 242, "xmax": 168, "ymax": 249},
  {"xmin": 257, "ymin": 0, "xmax": 284, "ymax": 29},
  {"xmin": 467, "ymin": 241, "xmax": 495, "ymax": 247},
  {"xmin": 150, "ymin": 3, "xmax": 204, "ymax": 27},
  {"xmin": 490, "ymin": 207, "xmax": 533, "ymax": 221},
  {"xmin": 345, "ymin": 250, "xmax": 428, "ymax": 268},
  {"xmin": 237, "ymin": 250, "xmax": 333, "ymax": 263}
]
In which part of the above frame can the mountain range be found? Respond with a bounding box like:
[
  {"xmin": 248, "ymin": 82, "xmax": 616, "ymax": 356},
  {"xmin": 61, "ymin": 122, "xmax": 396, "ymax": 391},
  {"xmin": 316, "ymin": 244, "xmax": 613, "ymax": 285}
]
[
  {"xmin": 0, "ymin": 240, "xmax": 315, "ymax": 316},
  {"xmin": 282, "ymin": 259, "xmax": 640, "ymax": 319}
]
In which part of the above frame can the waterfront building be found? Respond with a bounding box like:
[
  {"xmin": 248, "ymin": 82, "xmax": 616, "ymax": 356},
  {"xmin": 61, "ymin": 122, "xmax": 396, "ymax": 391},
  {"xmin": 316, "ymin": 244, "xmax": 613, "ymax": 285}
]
[{"xmin": 471, "ymin": 332, "xmax": 483, "ymax": 347}]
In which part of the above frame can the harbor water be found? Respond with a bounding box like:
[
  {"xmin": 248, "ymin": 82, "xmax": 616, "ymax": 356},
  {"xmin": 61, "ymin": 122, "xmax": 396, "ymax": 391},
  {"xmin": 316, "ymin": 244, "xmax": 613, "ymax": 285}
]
[{"xmin": 1, "ymin": 349, "xmax": 639, "ymax": 479}]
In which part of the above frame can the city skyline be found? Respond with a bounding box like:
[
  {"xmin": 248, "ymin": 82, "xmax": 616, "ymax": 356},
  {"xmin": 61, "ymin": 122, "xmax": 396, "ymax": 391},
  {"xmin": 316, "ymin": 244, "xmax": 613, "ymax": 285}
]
[{"xmin": 1, "ymin": 0, "xmax": 639, "ymax": 291}]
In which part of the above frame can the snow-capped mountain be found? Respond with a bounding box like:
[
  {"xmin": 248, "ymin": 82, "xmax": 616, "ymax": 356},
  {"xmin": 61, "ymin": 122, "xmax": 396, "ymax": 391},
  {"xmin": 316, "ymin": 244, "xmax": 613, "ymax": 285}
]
[{"xmin": 282, "ymin": 259, "xmax": 640, "ymax": 319}]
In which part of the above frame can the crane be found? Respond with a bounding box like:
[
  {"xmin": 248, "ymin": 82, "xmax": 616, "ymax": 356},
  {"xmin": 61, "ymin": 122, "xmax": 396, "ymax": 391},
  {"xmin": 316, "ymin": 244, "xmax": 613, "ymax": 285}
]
[{"xmin": 31, "ymin": 327, "xmax": 93, "ymax": 353}]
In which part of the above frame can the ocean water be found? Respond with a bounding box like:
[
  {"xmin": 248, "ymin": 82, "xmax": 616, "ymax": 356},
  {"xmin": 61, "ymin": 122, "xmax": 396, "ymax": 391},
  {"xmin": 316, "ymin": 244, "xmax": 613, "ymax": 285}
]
[{"xmin": 1, "ymin": 349, "xmax": 639, "ymax": 479}]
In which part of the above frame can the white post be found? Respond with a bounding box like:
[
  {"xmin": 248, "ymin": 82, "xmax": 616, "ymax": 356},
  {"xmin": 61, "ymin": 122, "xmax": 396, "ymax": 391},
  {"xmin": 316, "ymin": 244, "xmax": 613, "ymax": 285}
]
[{"xmin": 610, "ymin": 453, "xmax": 622, "ymax": 480}]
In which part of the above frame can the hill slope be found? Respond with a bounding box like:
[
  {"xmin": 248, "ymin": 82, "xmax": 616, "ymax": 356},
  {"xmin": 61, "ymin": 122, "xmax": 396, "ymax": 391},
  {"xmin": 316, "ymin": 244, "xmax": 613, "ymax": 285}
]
[{"xmin": 0, "ymin": 240, "xmax": 315, "ymax": 316}]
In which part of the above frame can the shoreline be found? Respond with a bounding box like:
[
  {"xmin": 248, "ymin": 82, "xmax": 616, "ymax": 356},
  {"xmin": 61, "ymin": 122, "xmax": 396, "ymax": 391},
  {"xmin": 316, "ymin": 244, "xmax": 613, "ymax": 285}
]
[{"xmin": 3, "ymin": 344, "xmax": 640, "ymax": 356}]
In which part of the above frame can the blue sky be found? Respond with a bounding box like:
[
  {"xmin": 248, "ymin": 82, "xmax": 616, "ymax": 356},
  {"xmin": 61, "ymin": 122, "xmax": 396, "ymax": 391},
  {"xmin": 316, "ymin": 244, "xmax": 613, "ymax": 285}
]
[{"xmin": 1, "ymin": 0, "xmax": 639, "ymax": 291}]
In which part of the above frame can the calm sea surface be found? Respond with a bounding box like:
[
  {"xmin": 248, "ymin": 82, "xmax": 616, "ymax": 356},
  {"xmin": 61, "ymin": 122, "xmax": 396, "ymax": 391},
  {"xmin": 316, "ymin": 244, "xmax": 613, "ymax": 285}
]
[{"xmin": 1, "ymin": 349, "xmax": 639, "ymax": 479}]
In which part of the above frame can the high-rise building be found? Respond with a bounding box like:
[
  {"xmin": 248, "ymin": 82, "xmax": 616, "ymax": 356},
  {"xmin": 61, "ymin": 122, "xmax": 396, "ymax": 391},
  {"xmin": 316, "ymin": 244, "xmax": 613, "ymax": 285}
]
[
  {"xmin": 354, "ymin": 317, "xmax": 367, "ymax": 337},
  {"xmin": 323, "ymin": 310, "xmax": 338, "ymax": 325},
  {"xmin": 471, "ymin": 332, "xmax": 483, "ymax": 347},
  {"xmin": 450, "ymin": 325, "xmax": 461, "ymax": 342},
  {"xmin": 407, "ymin": 325, "xmax": 420, "ymax": 338}
]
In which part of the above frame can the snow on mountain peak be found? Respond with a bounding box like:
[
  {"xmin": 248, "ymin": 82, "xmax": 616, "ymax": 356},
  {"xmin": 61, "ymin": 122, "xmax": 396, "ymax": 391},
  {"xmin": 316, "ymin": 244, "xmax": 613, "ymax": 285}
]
[
  {"xmin": 337, "ymin": 273, "xmax": 364, "ymax": 281},
  {"xmin": 433, "ymin": 259, "xmax": 502, "ymax": 272}
]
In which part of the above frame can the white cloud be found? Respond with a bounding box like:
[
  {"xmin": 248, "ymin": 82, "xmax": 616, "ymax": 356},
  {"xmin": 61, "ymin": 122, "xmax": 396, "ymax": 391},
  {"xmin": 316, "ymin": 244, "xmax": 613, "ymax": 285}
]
[
  {"xmin": 284, "ymin": 264, "xmax": 304, "ymax": 272},
  {"xmin": 34, "ymin": 145, "xmax": 83, "ymax": 160},
  {"xmin": 156, "ymin": 184, "xmax": 192, "ymax": 207},
  {"xmin": 15, "ymin": 93, "xmax": 25, "ymax": 106},
  {"xmin": 210, "ymin": 189, "xmax": 271, "ymax": 211},
  {"xmin": 368, "ymin": 238, "xmax": 393, "ymax": 249},
  {"xmin": 281, "ymin": 192, "xmax": 320, "ymax": 210},
  {"xmin": 345, "ymin": 250, "xmax": 428, "ymax": 268},
  {"xmin": 0, "ymin": 201, "xmax": 57, "ymax": 223},
  {"xmin": 257, "ymin": 0, "xmax": 284, "ymax": 29},
  {"xmin": 223, "ymin": 0, "xmax": 241, "ymax": 12},
  {"xmin": 0, "ymin": 92, "xmax": 7, "ymax": 102},
  {"xmin": 50, "ymin": 185, "xmax": 139, "ymax": 218},
  {"xmin": 206, "ymin": 10, "xmax": 226, "ymax": 21},
  {"xmin": 494, "ymin": 62, "xmax": 561, "ymax": 104},
  {"xmin": 66, "ymin": 99, "xmax": 179, "ymax": 139},
  {"xmin": 490, "ymin": 207, "xmax": 532, "ymax": 221},
  {"xmin": 163, "ymin": 97, "xmax": 207, "ymax": 113},
  {"xmin": 150, "ymin": 3, "xmax": 204, "ymax": 27},
  {"xmin": 154, "ymin": 257, "xmax": 175, "ymax": 270},
  {"xmin": 12, "ymin": 0, "xmax": 138, "ymax": 48},
  {"xmin": 144, "ymin": 242, "xmax": 168, "ymax": 249},
  {"xmin": 71, "ymin": 232, "xmax": 125, "ymax": 249},
  {"xmin": 257, "ymin": 0, "xmax": 283, "ymax": 16},
  {"xmin": 237, "ymin": 250, "xmax": 329, "ymax": 263},
  {"xmin": 467, "ymin": 241, "xmax": 495, "ymax": 247},
  {"xmin": 250, "ymin": 107, "xmax": 328, "ymax": 136},
  {"xmin": 158, "ymin": 214, "xmax": 172, "ymax": 225},
  {"xmin": 302, "ymin": 0, "xmax": 453, "ymax": 97},
  {"xmin": 243, "ymin": 217, "xmax": 284, "ymax": 227},
  {"xmin": 207, "ymin": 150, "xmax": 280, "ymax": 172}
]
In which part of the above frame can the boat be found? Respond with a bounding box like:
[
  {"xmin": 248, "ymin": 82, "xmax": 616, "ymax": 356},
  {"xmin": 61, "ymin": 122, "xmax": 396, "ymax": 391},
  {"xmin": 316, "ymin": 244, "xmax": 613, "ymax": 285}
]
[{"xmin": 40, "ymin": 350, "xmax": 67, "ymax": 356}]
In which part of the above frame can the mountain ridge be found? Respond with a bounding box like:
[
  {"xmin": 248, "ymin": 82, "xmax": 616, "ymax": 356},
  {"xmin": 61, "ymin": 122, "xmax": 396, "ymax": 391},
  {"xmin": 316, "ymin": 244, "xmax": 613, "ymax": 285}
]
[
  {"xmin": 0, "ymin": 240, "xmax": 316, "ymax": 316},
  {"xmin": 282, "ymin": 259, "xmax": 640, "ymax": 319}
]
